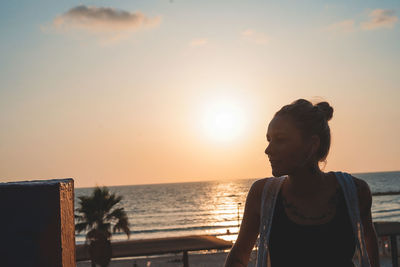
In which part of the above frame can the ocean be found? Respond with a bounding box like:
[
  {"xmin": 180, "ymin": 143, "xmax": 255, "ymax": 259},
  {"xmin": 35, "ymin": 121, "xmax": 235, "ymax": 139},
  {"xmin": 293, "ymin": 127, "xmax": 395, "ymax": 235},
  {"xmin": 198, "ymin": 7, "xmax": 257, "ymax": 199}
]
[{"xmin": 75, "ymin": 171, "xmax": 400, "ymax": 244}]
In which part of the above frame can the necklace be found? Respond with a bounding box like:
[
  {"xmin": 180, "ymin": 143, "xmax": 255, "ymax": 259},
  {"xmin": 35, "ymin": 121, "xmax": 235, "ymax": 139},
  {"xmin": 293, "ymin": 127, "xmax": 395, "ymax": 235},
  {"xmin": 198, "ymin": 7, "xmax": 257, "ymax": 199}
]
[{"xmin": 281, "ymin": 180, "xmax": 342, "ymax": 223}]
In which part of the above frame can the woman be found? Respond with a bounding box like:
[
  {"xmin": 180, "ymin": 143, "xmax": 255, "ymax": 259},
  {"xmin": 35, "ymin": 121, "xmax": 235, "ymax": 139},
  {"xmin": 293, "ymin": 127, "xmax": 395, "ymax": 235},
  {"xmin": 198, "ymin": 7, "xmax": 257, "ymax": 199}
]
[{"xmin": 224, "ymin": 99, "xmax": 380, "ymax": 267}]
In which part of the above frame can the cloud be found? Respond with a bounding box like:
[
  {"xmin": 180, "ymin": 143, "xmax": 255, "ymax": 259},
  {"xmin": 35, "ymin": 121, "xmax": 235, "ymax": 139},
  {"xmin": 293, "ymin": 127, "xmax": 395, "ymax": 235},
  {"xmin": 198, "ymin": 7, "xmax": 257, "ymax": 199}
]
[
  {"xmin": 325, "ymin": 9, "xmax": 397, "ymax": 35},
  {"xmin": 190, "ymin": 38, "xmax": 208, "ymax": 47},
  {"xmin": 326, "ymin": 19, "xmax": 356, "ymax": 33},
  {"xmin": 241, "ymin": 29, "xmax": 269, "ymax": 45},
  {"xmin": 361, "ymin": 9, "xmax": 397, "ymax": 30},
  {"xmin": 53, "ymin": 5, "xmax": 161, "ymax": 33}
]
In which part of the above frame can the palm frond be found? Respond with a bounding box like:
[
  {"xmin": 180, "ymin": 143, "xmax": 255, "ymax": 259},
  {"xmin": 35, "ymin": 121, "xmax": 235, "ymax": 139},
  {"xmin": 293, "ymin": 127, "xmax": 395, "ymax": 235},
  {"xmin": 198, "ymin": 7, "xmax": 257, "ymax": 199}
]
[
  {"xmin": 75, "ymin": 214, "xmax": 85, "ymax": 220},
  {"xmin": 105, "ymin": 208, "xmax": 125, "ymax": 221},
  {"xmin": 75, "ymin": 222, "xmax": 89, "ymax": 233},
  {"xmin": 113, "ymin": 216, "xmax": 130, "ymax": 239},
  {"xmin": 75, "ymin": 186, "xmax": 130, "ymax": 240},
  {"xmin": 111, "ymin": 208, "xmax": 130, "ymax": 238}
]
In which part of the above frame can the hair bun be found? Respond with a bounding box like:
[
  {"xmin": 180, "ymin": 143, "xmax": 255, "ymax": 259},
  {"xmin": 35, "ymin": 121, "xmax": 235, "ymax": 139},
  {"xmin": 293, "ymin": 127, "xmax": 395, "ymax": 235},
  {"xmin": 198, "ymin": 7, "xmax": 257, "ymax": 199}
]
[{"xmin": 316, "ymin": 102, "xmax": 333, "ymax": 121}]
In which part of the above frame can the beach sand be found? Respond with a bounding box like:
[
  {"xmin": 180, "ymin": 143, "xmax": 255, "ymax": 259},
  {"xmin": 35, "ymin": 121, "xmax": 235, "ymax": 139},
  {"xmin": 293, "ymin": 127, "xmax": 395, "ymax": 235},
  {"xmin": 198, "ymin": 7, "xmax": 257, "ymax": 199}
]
[{"xmin": 76, "ymin": 251, "xmax": 394, "ymax": 267}]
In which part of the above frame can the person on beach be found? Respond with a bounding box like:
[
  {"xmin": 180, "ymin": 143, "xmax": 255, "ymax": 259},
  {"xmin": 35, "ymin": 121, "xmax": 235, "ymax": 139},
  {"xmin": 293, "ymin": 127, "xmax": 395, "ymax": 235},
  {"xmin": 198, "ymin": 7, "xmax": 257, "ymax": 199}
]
[{"xmin": 224, "ymin": 99, "xmax": 380, "ymax": 267}]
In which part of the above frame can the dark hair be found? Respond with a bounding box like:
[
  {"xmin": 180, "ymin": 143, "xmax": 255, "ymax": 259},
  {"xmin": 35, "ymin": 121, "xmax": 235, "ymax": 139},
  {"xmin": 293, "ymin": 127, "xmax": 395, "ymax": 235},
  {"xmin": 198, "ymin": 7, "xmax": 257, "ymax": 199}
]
[{"xmin": 274, "ymin": 99, "xmax": 334, "ymax": 162}]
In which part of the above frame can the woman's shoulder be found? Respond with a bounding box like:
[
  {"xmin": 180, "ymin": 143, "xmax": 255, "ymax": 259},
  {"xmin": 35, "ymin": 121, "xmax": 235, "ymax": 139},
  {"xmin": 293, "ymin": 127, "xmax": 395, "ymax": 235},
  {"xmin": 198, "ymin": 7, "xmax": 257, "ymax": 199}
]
[
  {"xmin": 345, "ymin": 174, "xmax": 372, "ymax": 199},
  {"xmin": 248, "ymin": 177, "xmax": 283, "ymax": 202},
  {"xmin": 248, "ymin": 178, "xmax": 268, "ymax": 199},
  {"xmin": 249, "ymin": 177, "xmax": 281, "ymax": 195},
  {"xmin": 245, "ymin": 178, "xmax": 271, "ymax": 216},
  {"xmin": 349, "ymin": 174, "xmax": 373, "ymax": 217},
  {"xmin": 334, "ymin": 171, "xmax": 371, "ymax": 196},
  {"xmin": 350, "ymin": 175, "xmax": 370, "ymax": 190}
]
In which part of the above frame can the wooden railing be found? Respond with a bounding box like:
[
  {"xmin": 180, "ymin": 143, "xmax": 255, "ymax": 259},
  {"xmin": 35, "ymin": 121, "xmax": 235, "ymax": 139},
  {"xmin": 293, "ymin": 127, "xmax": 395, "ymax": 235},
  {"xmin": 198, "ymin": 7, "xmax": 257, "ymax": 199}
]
[
  {"xmin": 374, "ymin": 221, "xmax": 400, "ymax": 267},
  {"xmin": 76, "ymin": 235, "xmax": 232, "ymax": 267}
]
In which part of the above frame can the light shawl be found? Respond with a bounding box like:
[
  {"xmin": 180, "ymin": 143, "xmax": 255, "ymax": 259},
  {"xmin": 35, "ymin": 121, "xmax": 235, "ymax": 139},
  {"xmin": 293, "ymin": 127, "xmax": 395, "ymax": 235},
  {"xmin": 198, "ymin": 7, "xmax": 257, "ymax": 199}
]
[{"xmin": 255, "ymin": 171, "xmax": 371, "ymax": 267}]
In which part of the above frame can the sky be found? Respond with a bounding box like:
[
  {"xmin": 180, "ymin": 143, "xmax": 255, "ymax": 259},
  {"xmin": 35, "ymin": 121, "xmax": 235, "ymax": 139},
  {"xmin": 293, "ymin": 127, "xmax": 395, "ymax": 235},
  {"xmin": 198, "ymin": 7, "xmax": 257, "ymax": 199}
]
[{"xmin": 0, "ymin": 0, "xmax": 399, "ymax": 188}]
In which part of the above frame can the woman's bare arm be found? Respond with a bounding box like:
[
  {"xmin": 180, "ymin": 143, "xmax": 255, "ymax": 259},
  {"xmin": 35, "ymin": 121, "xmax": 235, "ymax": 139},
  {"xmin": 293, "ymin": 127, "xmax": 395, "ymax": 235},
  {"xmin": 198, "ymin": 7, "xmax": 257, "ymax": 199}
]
[
  {"xmin": 224, "ymin": 179, "xmax": 265, "ymax": 267},
  {"xmin": 355, "ymin": 177, "xmax": 380, "ymax": 267}
]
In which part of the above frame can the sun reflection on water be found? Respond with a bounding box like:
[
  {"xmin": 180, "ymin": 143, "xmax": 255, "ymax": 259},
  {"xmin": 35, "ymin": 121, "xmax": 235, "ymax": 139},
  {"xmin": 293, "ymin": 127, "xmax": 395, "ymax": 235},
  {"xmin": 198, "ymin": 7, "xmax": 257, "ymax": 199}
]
[{"xmin": 204, "ymin": 181, "xmax": 247, "ymax": 242}]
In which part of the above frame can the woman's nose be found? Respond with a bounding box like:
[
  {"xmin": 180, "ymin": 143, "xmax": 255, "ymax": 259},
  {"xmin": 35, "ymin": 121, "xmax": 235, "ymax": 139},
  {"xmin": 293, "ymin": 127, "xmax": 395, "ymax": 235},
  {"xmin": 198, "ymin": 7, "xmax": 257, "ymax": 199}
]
[{"xmin": 265, "ymin": 144, "xmax": 271, "ymax": 155}]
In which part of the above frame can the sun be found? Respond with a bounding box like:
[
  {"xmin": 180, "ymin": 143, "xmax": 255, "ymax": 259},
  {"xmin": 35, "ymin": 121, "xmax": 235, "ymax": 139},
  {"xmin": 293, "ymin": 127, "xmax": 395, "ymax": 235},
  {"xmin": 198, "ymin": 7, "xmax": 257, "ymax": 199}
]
[{"xmin": 202, "ymin": 99, "xmax": 246, "ymax": 142}]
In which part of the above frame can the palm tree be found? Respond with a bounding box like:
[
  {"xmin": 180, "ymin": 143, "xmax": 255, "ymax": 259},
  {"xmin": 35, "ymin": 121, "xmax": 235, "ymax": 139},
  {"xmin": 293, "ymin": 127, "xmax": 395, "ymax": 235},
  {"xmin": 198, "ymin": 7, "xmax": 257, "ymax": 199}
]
[{"xmin": 75, "ymin": 186, "xmax": 130, "ymax": 267}]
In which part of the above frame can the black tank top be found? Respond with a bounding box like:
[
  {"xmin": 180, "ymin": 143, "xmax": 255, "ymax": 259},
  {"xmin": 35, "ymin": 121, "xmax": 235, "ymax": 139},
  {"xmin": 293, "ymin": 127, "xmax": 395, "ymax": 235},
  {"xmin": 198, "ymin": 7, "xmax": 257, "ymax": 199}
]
[{"xmin": 269, "ymin": 186, "xmax": 356, "ymax": 267}]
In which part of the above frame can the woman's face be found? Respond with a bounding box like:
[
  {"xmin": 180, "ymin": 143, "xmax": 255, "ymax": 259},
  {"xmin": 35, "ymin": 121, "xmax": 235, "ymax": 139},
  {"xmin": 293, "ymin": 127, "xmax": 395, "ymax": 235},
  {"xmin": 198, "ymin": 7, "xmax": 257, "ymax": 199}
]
[{"xmin": 265, "ymin": 115, "xmax": 313, "ymax": 177}]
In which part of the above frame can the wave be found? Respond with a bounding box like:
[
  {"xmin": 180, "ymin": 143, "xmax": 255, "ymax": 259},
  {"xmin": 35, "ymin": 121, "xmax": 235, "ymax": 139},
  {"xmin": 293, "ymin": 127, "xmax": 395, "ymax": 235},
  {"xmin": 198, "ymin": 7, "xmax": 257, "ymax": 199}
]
[
  {"xmin": 373, "ymin": 214, "xmax": 400, "ymax": 220},
  {"xmin": 76, "ymin": 223, "xmax": 239, "ymax": 237},
  {"xmin": 372, "ymin": 191, "xmax": 400, "ymax": 196},
  {"xmin": 373, "ymin": 208, "xmax": 400, "ymax": 214}
]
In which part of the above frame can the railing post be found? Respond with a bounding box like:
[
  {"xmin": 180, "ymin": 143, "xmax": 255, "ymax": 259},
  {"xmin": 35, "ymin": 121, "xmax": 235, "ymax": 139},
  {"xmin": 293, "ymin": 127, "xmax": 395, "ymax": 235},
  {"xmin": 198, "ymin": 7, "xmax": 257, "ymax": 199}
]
[
  {"xmin": 391, "ymin": 234, "xmax": 398, "ymax": 267},
  {"xmin": 0, "ymin": 179, "xmax": 75, "ymax": 267},
  {"xmin": 374, "ymin": 221, "xmax": 400, "ymax": 267},
  {"xmin": 183, "ymin": 250, "xmax": 189, "ymax": 267}
]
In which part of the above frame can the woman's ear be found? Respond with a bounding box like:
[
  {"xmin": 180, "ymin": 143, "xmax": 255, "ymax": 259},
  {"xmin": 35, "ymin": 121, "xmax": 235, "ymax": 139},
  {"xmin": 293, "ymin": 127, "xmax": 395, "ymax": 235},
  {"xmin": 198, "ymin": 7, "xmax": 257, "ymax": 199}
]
[
  {"xmin": 310, "ymin": 135, "xmax": 320, "ymax": 156},
  {"xmin": 304, "ymin": 135, "xmax": 320, "ymax": 163}
]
